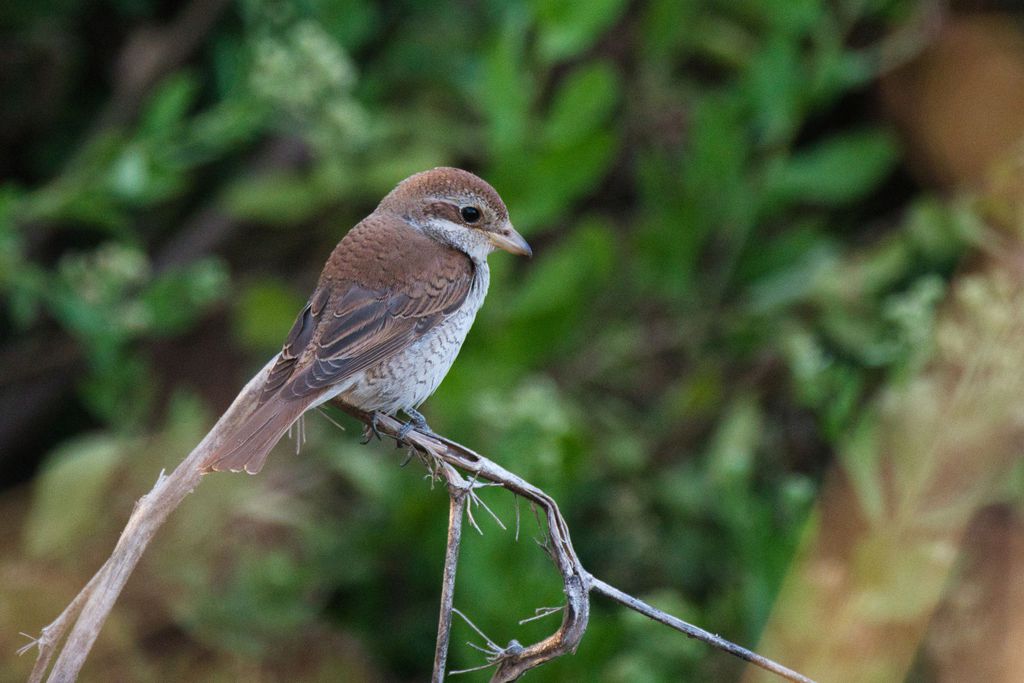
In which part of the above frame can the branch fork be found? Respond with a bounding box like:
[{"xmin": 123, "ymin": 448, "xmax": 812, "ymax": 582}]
[{"xmin": 18, "ymin": 357, "xmax": 815, "ymax": 683}]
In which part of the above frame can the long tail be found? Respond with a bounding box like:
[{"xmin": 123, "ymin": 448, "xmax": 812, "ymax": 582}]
[{"xmin": 201, "ymin": 395, "xmax": 312, "ymax": 474}]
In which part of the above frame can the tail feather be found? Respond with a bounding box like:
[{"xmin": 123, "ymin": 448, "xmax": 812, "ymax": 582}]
[{"xmin": 202, "ymin": 397, "xmax": 311, "ymax": 474}]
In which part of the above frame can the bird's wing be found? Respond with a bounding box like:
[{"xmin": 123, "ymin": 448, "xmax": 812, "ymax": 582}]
[
  {"xmin": 204, "ymin": 215, "xmax": 475, "ymax": 475},
  {"xmin": 261, "ymin": 214, "xmax": 477, "ymax": 403}
]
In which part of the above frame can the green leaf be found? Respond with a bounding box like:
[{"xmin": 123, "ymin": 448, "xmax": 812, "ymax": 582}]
[
  {"xmin": 512, "ymin": 218, "xmax": 616, "ymax": 318},
  {"xmin": 307, "ymin": 0, "xmax": 380, "ymax": 50},
  {"xmin": 24, "ymin": 435, "xmax": 126, "ymax": 558},
  {"xmin": 222, "ymin": 171, "xmax": 327, "ymax": 223},
  {"xmin": 841, "ymin": 413, "xmax": 885, "ymax": 524},
  {"xmin": 640, "ymin": 0, "xmax": 699, "ymax": 60},
  {"xmin": 233, "ymin": 279, "xmax": 307, "ymax": 353},
  {"xmin": 532, "ymin": 0, "xmax": 629, "ymax": 62},
  {"xmin": 139, "ymin": 72, "xmax": 201, "ymax": 138},
  {"xmin": 543, "ymin": 61, "xmax": 620, "ymax": 148},
  {"xmin": 745, "ymin": 36, "xmax": 803, "ymax": 146},
  {"xmin": 707, "ymin": 394, "xmax": 761, "ymax": 489},
  {"xmin": 142, "ymin": 258, "xmax": 229, "ymax": 335},
  {"xmin": 80, "ymin": 352, "xmax": 155, "ymax": 425},
  {"xmin": 488, "ymin": 127, "xmax": 618, "ymax": 232},
  {"xmin": 477, "ymin": 12, "xmax": 533, "ymax": 152},
  {"xmin": 684, "ymin": 95, "xmax": 749, "ymax": 208},
  {"xmin": 766, "ymin": 129, "xmax": 899, "ymax": 206}
]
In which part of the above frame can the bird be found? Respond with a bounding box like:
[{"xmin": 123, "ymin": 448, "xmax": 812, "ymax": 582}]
[{"xmin": 202, "ymin": 167, "xmax": 531, "ymax": 474}]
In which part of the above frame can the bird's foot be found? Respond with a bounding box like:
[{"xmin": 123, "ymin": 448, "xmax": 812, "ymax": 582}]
[
  {"xmin": 361, "ymin": 411, "xmax": 385, "ymax": 444},
  {"xmin": 397, "ymin": 408, "xmax": 432, "ymax": 443}
]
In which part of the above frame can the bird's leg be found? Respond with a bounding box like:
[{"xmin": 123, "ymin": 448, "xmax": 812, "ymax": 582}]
[
  {"xmin": 397, "ymin": 407, "xmax": 433, "ymax": 442},
  {"xmin": 361, "ymin": 411, "xmax": 386, "ymax": 444}
]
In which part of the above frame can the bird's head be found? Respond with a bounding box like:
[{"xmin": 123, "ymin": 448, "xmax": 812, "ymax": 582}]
[{"xmin": 379, "ymin": 167, "xmax": 532, "ymax": 260}]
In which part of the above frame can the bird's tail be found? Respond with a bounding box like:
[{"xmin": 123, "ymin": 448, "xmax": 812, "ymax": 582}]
[{"xmin": 201, "ymin": 395, "xmax": 311, "ymax": 474}]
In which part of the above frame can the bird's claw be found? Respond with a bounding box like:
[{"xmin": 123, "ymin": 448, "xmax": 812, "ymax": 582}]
[
  {"xmin": 397, "ymin": 408, "xmax": 431, "ymax": 443},
  {"xmin": 361, "ymin": 412, "xmax": 385, "ymax": 444}
]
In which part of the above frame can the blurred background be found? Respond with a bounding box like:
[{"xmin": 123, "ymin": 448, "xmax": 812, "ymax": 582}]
[{"xmin": 3, "ymin": 0, "xmax": 1024, "ymax": 680}]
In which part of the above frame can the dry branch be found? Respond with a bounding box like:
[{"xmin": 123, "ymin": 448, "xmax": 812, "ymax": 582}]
[
  {"xmin": 432, "ymin": 487, "xmax": 467, "ymax": 682},
  {"xmin": 334, "ymin": 404, "xmax": 815, "ymax": 683},
  {"xmin": 19, "ymin": 355, "xmax": 815, "ymax": 682},
  {"xmin": 21, "ymin": 357, "xmax": 278, "ymax": 683}
]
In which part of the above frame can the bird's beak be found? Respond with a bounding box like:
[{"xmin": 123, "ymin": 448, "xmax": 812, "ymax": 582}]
[{"xmin": 488, "ymin": 224, "xmax": 532, "ymax": 257}]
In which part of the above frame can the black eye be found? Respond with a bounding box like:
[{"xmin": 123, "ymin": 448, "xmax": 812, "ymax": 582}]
[{"xmin": 460, "ymin": 206, "xmax": 481, "ymax": 223}]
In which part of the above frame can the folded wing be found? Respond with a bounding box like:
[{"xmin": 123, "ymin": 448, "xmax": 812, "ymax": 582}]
[{"xmin": 203, "ymin": 215, "xmax": 475, "ymax": 474}]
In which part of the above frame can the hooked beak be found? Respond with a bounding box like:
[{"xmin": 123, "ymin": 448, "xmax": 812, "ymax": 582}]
[{"xmin": 488, "ymin": 224, "xmax": 532, "ymax": 257}]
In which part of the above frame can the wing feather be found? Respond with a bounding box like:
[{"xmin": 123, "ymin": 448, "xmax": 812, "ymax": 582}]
[
  {"xmin": 206, "ymin": 209, "xmax": 479, "ymax": 475},
  {"xmin": 259, "ymin": 215, "xmax": 477, "ymax": 403}
]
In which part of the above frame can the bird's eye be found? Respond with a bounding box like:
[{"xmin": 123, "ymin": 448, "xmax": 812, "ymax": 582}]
[{"xmin": 460, "ymin": 206, "xmax": 481, "ymax": 223}]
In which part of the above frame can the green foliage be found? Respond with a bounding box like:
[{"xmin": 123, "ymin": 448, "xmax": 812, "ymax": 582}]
[
  {"xmin": 3, "ymin": 0, "xmax": 973, "ymax": 680},
  {"xmin": 765, "ymin": 129, "xmax": 900, "ymax": 206},
  {"xmin": 532, "ymin": 0, "xmax": 629, "ymax": 63},
  {"xmin": 23, "ymin": 434, "xmax": 127, "ymax": 559}
]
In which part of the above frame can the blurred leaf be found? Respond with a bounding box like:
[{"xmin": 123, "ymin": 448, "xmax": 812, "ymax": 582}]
[
  {"xmin": 477, "ymin": 11, "xmax": 533, "ymax": 153},
  {"xmin": 744, "ymin": 230, "xmax": 839, "ymax": 313},
  {"xmin": 307, "ymin": 0, "xmax": 379, "ymax": 50},
  {"xmin": 139, "ymin": 73, "xmax": 201, "ymax": 138},
  {"xmin": 842, "ymin": 415, "xmax": 885, "ymax": 524},
  {"xmin": 684, "ymin": 95, "xmax": 749, "ymax": 211},
  {"xmin": 183, "ymin": 97, "xmax": 269, "ymax": 163},
  {"xmin": 543, "ymin": 61, "xmax": 620, "ymax": 148},
  {"xmin": 223, "ymin": 171, "xmax": 327, "ymax": 223},
  {"xmin": 512, "ymin": 219, "xmax": 616, "ymax": 318},
  {"xmin": 746, "ymin": 36, "xmax": 803, "ymax": 146},
  {"xmin": 188, "ymin": 549, "xmax": 319, "ymax": 654},
  {"xmin": 532, "ymin": 0, "xmax": 629, "ymax": 62},
  {"xmin": 764, "ymin": 0, "xmax": 825, "ymax": 37},
  {"xmin": 810, "ymin": 37, "xmax": 876, "ymax": 105},
  {"xmin": 24, "ymin": 435, "xmax": 125, "ymax": 558},
  {"xmin": 505, "ymin": 130, "xmax": 618, "ymax": 231},
  {"xmin": 904, "ymin": 197, "xmax": 981, "ymax": 263},
  {"xmin": 0, "ymin": 186, "xmax": 29, "ymax": 295},
  {"xmin": 234, "ymin": 279, "xmax": 306, "ymax": 352},
  {"xmin": 640, "ymin": 0, "xmax": 699, "ymax": 60},
  {"xmin": 766, "ymin": 129, "xmax": 899, "ymax": 206},
  {"xmin": 81, "ymin": 352, "xmax": 156, "ymax": 425},
  {"xmin": 142, "ymin": 258, "xmax": 229, "ymax": 335},
  {"xmin": 707, "ymin": 394, "xmax": 761, "ymax": 489}
]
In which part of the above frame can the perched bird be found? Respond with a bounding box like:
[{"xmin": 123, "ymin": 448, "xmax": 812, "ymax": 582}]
[{"xmin": 203, "ymin": 167, "xmax": 531, "ymax": 474}]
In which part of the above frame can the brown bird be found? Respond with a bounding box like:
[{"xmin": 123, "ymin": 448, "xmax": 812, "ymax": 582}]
[{"xmin": 203, "ymin": 167, "xmax": 531, "ymax": 474}]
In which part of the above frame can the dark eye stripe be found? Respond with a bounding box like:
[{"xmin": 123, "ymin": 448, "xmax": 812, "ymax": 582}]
[{"xmin": 426, "ymin": 202, "xmax": 462, "ymax": 223}]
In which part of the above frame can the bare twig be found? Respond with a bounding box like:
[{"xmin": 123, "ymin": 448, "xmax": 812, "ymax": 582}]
[
  {"xmin": 332, "ymin": 405, "xmax": 592, "ymax": 682},
  {"xmin": 331, "ymin": 403, "xmax": 814, "ymax": 683},
  {"xmin": 518, "ymin": 606, "xmax": 564, "ymax": 625},
  {"xmin": 432, "ymin": 474, "xmax": 468, "ymax": 682},
  {"xmin": 19, "ymin": 364, "xmax": 814, "ymax": 682},
  {"xmin": 590, "ymin": 577, "xmax": 815, "ymax": 683}
]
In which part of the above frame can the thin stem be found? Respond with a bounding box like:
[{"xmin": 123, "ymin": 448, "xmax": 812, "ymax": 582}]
[
  {"xmin": 21, "ymin": 384, "xmax": 815, "ymax": 683},
  {"xmin": 433, "ymin": 487, "xmax": 467, "ymax": 682},
  {"xmin": 589, "ymin": 576, "xmax": 816, "ymax": 683}
]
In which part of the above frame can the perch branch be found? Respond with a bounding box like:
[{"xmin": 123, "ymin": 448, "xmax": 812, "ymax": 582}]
[
  {"xmin": 331, "ymin": 403, "xmax": 815, "ymax": 683},
  {"xmin": 19, "ymin": 354, "xmax": 814, "ymax": 683},
  {"xmin": 335, "ymin": 404, "xmax": 590, "ymax": 682}
]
